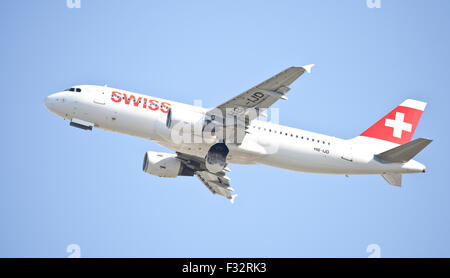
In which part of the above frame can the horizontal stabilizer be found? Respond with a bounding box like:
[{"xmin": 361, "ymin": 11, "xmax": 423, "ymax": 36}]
[
  {"xmin": 382, "ymin": 173, "xmax": 402, "ymax": 186},
  {"xmin": 375, "ymin": 138, "xmax": 432, "ymax": 163}
]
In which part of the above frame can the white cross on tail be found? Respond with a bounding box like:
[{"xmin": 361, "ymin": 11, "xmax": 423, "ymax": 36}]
[{"xmin": 385, "ymin": 112, "xmax": 412, "ymax": 138}]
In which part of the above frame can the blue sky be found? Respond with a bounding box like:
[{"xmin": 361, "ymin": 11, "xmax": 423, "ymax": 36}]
[{"xmin": 1, "ymin": 0, "xmax": 449, "ymax": 257}]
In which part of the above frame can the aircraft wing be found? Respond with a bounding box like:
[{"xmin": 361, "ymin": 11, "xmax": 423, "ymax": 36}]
[
  {"xmin": 195, "ymin": 170, "xmax": 237, "ymax": 203},
  {"xmin": 210, "ymin": 65, "xmax": 314, "ymax": 121},
  {"xmin": 176, "ymin": 152, "xmax": 237, "ymax": 203}
]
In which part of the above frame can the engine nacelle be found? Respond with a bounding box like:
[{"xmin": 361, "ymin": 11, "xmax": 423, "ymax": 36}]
[
  {"xmin": 205, "ymin": 143, "xmax": 229, "ymax": 173},
  {"xmin": 166, "ymin": 106, "xmax": 205, "ymax": 132},
  {"xmin": 142, "ymin": 151, "xmax": 194, "ymax": 178}
]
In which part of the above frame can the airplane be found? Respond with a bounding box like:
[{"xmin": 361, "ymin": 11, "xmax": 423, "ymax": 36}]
[{"xmin": 44, "ymin": 65, "xmax": 431, "ymax": 203}]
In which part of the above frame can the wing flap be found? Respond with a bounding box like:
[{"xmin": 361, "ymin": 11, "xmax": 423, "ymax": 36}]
[
  {"xmin": 215, "ymin": 65, "xmax": 313, "ymax": 117},
  {"xmin": 196, "ymin": 171, "xmax": 237, "ymax": 203},
  {"xmin": 176, "ymin": 152, "xmax": 237, "ymax": 203}
]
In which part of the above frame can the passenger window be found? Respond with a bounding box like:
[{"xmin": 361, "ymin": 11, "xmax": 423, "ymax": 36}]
[{"xmin": 76, "ymin": 88, "xmax": 81, "ymax": 92}]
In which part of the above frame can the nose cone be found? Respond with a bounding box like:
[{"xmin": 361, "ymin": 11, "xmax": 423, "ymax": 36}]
[
  {"xmin": 43, "ymin": 94, "xmax": 56, "ymax": 111},
  {"xmin": 43, "ymin": 96, "xmax": 50, "ymax": 109},
  {"xmin": 44, "ymin": 93, "xmax": 67, "ymax": 116}
]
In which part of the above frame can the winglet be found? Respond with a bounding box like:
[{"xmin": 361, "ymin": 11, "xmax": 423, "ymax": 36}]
[
  {"xmin": 302, "ymin": 64, "xmax": 315, "ymax": 73},
  {"xmin": 229, "ymin": 194, "xmax": 238, "ymax": 204}
]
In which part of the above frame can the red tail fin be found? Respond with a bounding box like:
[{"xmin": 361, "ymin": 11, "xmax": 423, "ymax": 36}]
[{"xmin": 360, "ymin": 99, "xmax": 427, "ymax": 144}]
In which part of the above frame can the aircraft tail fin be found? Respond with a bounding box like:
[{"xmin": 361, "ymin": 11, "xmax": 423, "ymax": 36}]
[
  {"xmin": 359, "ymin": 99, "xmax": 427, "ymax": 145},
  {"xmin": 381, "ymin": 173, "xmax": 402, "ymax": 186},
  {"xmin": 375, "ymin": 138, "xmax": 432, "ymax": 163}
]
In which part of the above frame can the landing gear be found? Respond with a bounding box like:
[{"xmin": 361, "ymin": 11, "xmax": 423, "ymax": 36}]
[{"xmin": 205, "ymin": 143, "xmax": 229, "ymax": 173}]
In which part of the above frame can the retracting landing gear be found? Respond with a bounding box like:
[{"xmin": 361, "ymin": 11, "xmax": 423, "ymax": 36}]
[{"xmin": 205, "ymin": 143, "xmax": 229, "ymax": 173}]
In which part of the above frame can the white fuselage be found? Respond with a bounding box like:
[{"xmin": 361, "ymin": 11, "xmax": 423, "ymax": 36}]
[{"xmin": 44, "ymin": 85, "xmax": 425, "ymax": 176}]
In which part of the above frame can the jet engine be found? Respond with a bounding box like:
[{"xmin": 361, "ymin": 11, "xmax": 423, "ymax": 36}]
[
  {"xmin": 205, "ymin": 143, "xmax": 229, "ymax": 173},
  {"xmin": 142, "ymin": 151, "xmax": 194, "ymax": 177},
  {"xmin": 166, "ymin": 106, "xmax": 205, "ymax": 131}
]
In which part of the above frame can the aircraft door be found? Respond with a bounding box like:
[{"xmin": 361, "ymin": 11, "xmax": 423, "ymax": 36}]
[
  {"xmin": 341, "ymin": 143, "xmax": 353, "ymax": 162},
  {"xmin": 93, "ymin": 89, "xmax": 106, "ymax": 105}
]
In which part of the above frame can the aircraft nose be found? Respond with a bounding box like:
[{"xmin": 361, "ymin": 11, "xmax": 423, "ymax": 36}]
[
  {"xmin": 43, "ymin": 94, "xmax": 54, "ymax": 110},
  {"xmin": 44, "ymin": 93, "xmax": 61, "ymax": 112},
  {"xmin": 43, "ymin": 96, "xmax": 50, "ymax": 108}
]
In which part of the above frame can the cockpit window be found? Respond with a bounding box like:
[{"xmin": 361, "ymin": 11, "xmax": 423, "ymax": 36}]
[{"xmin": 64, "ymin": 87, "xmax": 82, "ymax": 92}]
